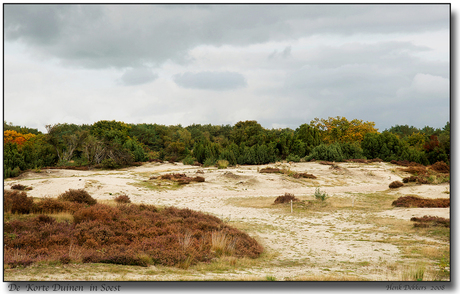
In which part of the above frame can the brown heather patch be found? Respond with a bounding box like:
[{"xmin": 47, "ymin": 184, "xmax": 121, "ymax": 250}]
[
  {"xmin": 259, "ymin": 167, "xmax": 282, "ymax": 174},
  {"xmin": 152, "ymin": 173, "xmax": 205, "ymax": 185},
  {"xmin": 398, "ymin": 166, "xmax": 428, "ymax": 176},
  {"xmin": 389, "ymin": 181, "xmax": 404, "ymax": 189},
  {"xmin": 392, "ymin": 196, "xmax": 450, "ymax": 208},
  {"xmin": 429, "ymin": 161, "xmax": 449, "ymax": 174},
  {"xmin": 410, "ymin": 216, "xmax": 450, "ymax": 228},
  {"xmin": 391, "ymin": 160, "xmax": 424, "ymax": 167},
  {"xmin": 3, "ymin": 201, "xmax": 263, "ymax": 269},
  {"xmin": 273, "ymin": 193, "xmax": 300, "ymax": 204}
]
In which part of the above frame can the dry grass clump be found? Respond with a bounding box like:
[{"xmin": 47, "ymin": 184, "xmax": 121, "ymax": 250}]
[
  {"xmin": 57, "ymin": 189, "xmax": 97, "ymax": 205},
  {"xmin": 410, "ymin": 215, "xmax": 450, "ymax": 228},
  {"xmin": 429, "ymin": 161, "xmax": 449, "ymax": 174},
  {"xmin": 389, "ymin": 181, "xmax": 404, "ymax": 189},
  {"xmin": 293, "ymin": 172, "xmax": 317, "ymax": 179},
  {"xmin": 274, "ymin": 193, "xmax": 299, "ymax": 204},
  {"xmin": 114, "ymin": 194, "xmax": 131, "ymax": 204},
  {"xmin": 154, "ymin": 173, "xmax": 205, "ymax": 185},
  {"xmin": 392, "ymin": 196, "xmax": 450, "ymax": 208},
  {"xmin": 319, "ymin": 161, "xmax": 336, "ymax": 166},
  {"xmin": 4, "ymin": 201, "xmax": 263, "ymax": 269}
]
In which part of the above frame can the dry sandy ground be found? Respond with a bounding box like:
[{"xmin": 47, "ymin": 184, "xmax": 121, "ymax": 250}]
[{"xmin": 4, "ymin": 161, "xmax": 450, "ymax": 281}]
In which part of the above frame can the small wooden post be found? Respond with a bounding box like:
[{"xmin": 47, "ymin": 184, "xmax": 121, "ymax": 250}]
[{"xmin": 290, "ymin": 200, "xmax": 293, "ymax": 213}]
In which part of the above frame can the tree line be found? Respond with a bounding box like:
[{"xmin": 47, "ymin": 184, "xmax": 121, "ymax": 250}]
[{"xmin": 3, "ymin": 117, "xmax": 450, "ymax": 179}]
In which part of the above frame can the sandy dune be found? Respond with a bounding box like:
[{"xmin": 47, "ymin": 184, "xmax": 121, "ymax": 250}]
[{"xmin": 4, "ymin": 161, "xmax": 450, "ymax": 281}]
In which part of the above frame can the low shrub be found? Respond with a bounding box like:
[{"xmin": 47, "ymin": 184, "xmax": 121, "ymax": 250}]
[
  {"xmin": 314, "ymin": 187, "xmax": 328, "ymax": 201},
  {"xmin": 4, "ymin": 189, "xmax": 34, "ymax": 214},
  {"xmin": 429, "ymin": 161, "xmax": 450, "ymax": 173},
  {"xmin": 389, "ymin": 181, "xmax": 404, "ymax": 189},
  {"xmin": 32, "ymin": 198, "xmax": 67, "ymax": 214},
  {"xmin": 182, "ymin": 155, "xmax": 195, "ymax": 166},
  {"xmin": 274, "ymin": 193, "xmax": 299, "ymax": 204},
  {"xmin": 11, "ymin": 184, "xmax": 28, "ymax": 190},
  {"xmin": 157, "ymin": 173, "xmax": 205, "ymax": 184},
  {"xmin": 216, "ymin": 160, "xmax": 229, "ymax": 169},
  {"xmin": 410, "ymin": 215, "xmax": 450, "ymax": 228},
  {"xmin": 114, "ymin": 194, "xmax": 131, "ymax": 204},
  {"xmin": 259, "ymin": 167, "xmax": 282, "ymax": 173},
  {"xmin": 403, "ymin": 176, "xmax": 417, "ymax": 183},
  {"xmin": 392, "ymin": 196, "xmax": 450, "ymax": 208},
  {"xmin": 286, "ymin": 154, "xmax": 301, "ymax": 163},
  {"xmin": 398, "ymin": 166, "xmax": 428, "ymax": 176},
  {"xmin": 58, "ymin": 189, "xmax": 97, "ymax": 205},
  {"xmin": 101, "ymin": 158, "xmax": 120, "ymax": 169}
]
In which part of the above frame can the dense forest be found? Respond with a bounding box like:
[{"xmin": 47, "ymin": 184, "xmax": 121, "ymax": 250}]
[{"xmin": 3, "ymin": 117, "xmax": 450, "ymax": 179}]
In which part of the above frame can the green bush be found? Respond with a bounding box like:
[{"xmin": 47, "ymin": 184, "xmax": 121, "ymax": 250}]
[
  {"xmin": 182, "ymin": 155, "xmax": 195, "ymax": 166},
  {"xmin": 203, "ymin": 157, "xmax": 216, "ymax": 167},
  {"xmin": 101, "ymin": 158, "xmax": 119, "ymax": 169},
  {"xmin": 286, "ymin": 154, "xmax": 301, "ymax": 162},
  {"xmin": 307, "ymin": 143, "xmax": 344, "ymax": 162}
]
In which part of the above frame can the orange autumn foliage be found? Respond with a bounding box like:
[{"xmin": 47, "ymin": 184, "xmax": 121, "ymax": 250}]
[{"xmin": 4, "ymin": 130, "xmax": 36, "ymax": 146}]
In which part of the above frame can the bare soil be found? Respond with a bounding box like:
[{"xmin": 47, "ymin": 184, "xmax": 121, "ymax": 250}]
[{"xmin": 4, "ymin": 161, "xmax": 450, "ymax": 281}]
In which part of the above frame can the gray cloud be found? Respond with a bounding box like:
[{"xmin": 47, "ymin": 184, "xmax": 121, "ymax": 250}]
[
  {"xmin": 4, "ymin": 4, "xmax": 449, "ymax": 69},
  {"xmin": 173, "ymin": 71, "xmax": 247, "ymax": 91},
  {"xmin": 118, "ymin": 67, "xmax": 158, "ymax": 86}
]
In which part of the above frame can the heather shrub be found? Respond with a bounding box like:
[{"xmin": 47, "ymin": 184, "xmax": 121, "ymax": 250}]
[
  {"xmin": 58, "ymin": 189, "xmax": 97, "ymax": 205},
  {"xmin": 4, "ymin": 189, "xmax": 34, "ymax": 214},
  {"xmin": 32, "ymin": 197, "xmax": 67, "ymax": 214},
  {"xmin": 403, "ymin": 176, "xmax": 418, "ymax": 183},
  {"xmin": 11, "ymin": 183, "xmax": 28, "ymax": 190},
  {"xmin": 4, "ymin": 202, "xmax": 263, "ymax": 268},
  {"xmin": 389, "ymin": 181, "xmax": 404, "ymax": 189},
  {"xmin": 259, "ymin": 167, "xmax": 281, "ymax": 173},
  {"xmin": 430, "ymin": 161, "xmax": 449, "ymax": 173},
  {"xmin": 274, "ymin": 193, "xmax": 299, "ymax": 204},
  {"xmin": 410, "ymin": 215, "xmax": 450, "ymax": 228},
  {"xmin": 114, "ymin": 194, "xmax": 131, "ymax": 204},
  {"xmin": 392, "ymin": 196, "xmax": 450, "ymax": 208},
  {"xmin": 72, "ymin": 204, "xmax": 120, "ymax": 224}
]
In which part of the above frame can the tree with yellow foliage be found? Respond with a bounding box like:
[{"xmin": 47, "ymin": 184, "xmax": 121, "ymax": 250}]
[
  {"xmin": 3, "ymin": 130, "xmax": 36, "ymax": 146},
  {"xmin": 309, "ymin": 116, "xmax": 378, "ymax": 144}
]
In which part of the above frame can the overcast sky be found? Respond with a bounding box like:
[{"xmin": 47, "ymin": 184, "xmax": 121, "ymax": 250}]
[{"xmin": 3, "ymin": 4, "xmax": 450, "ymax": 133}]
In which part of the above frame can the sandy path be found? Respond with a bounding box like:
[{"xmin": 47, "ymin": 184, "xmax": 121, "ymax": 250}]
[{"xmin": 5, "ymin": 162, "xmax": 450, "ymax": 281}]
